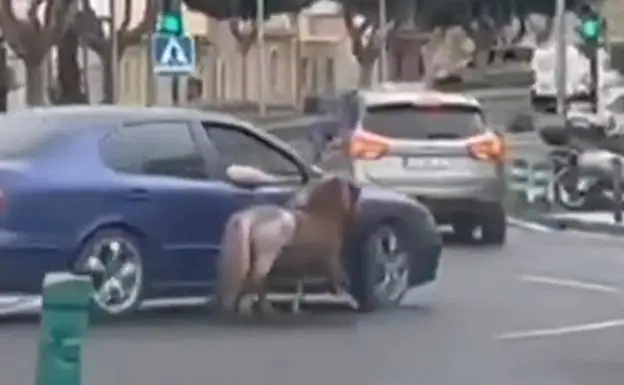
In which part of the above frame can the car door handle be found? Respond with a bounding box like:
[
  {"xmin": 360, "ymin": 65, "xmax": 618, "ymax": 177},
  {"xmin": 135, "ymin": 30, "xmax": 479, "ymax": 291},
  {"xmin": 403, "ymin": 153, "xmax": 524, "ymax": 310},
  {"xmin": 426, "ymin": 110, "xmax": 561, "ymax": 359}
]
[{"xmin": 126, "ymin": 188, "xmax": 151, "ymax": 201}]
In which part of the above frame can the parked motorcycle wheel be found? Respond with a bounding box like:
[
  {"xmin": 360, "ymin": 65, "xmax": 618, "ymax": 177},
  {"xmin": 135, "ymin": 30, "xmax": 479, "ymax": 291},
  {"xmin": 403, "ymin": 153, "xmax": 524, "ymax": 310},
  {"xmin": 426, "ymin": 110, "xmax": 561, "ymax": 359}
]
[{"xmin": 554, "ymin": 179, "xmax": 615, "ymax": 211}]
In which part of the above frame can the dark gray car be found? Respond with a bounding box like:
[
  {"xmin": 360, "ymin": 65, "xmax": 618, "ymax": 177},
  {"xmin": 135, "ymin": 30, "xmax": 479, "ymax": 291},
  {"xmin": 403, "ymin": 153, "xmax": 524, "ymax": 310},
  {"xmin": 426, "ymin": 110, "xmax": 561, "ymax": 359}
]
[{"xmin": 307, "ymin": 89, "xmax": 508, "ymax": 245}]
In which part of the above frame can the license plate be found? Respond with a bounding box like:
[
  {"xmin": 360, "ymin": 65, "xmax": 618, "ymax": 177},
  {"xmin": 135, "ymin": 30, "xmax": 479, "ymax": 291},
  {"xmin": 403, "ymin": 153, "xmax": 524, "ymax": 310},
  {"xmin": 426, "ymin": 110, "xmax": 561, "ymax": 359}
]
[{"xmin": 404, "ymin": 157, "xmax": 449, "ymax": 169}]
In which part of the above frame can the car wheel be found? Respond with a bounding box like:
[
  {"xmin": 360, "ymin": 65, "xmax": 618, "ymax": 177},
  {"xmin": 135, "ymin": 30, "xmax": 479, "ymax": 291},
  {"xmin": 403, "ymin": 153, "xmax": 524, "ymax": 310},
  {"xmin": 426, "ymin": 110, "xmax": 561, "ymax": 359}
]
[
  {"xmin": 452, "ymin": 206, "xmax": 506, "ymax": 245},
  {"xmin": 451, "ymin": 214, "xmax": 478, "ymax": 243},
  {"xmin": 353, "ymin": 222, "xmax": 411, "ymax": 313},
  {"xmin": 74, "ymin": 228, "xmax": 145, "ymax": 317},
  {"xmin": 481, "ymin": 204, "xmax": 507, "ymax": 245}
]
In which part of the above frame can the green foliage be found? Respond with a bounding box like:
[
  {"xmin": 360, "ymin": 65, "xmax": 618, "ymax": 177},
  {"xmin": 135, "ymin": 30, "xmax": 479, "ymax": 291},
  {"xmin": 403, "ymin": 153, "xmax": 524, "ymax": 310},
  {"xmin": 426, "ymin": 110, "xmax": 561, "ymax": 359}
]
[{"xmin": 182, "ymin": 0, "xmax": 316, "ymax": 19}]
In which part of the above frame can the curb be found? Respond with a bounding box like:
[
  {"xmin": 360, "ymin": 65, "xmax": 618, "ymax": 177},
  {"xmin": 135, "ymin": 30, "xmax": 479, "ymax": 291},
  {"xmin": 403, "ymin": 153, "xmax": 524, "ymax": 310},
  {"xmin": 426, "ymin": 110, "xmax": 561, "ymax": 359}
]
[{"xmin": 533, "ymin": 215, "xmax": 624, "ymax": 236}]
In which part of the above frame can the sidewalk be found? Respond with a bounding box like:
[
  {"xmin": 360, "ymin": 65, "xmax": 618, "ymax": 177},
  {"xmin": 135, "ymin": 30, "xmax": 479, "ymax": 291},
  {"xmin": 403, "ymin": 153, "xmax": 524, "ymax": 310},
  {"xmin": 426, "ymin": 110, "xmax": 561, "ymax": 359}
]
[{"xmin": 534, "ymin": 211, "xmax": 624, "ymax": 235}]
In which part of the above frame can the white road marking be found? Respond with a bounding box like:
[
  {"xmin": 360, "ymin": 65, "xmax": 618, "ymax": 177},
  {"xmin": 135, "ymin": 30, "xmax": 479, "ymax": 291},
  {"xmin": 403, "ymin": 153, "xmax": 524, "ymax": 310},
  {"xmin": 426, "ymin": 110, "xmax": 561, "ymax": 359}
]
[
  {"xmin": 495, "ymin": 319, "xmax": 624, "ymax": 340},
  {"xmin": 506, "ymin": 217, "xmax": 553, "ymax": 232},
  {"xmin": 521, "ymin": 274, "xmax": 620, "ymax": 293}
]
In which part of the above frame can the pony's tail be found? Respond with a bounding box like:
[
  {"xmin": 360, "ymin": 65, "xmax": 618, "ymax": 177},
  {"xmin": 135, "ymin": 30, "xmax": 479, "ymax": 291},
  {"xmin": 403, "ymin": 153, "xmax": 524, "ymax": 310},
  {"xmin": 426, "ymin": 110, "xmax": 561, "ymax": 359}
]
[{"xmin": 217, "ymin": 213, "xmax": 252, "ymax": 312}]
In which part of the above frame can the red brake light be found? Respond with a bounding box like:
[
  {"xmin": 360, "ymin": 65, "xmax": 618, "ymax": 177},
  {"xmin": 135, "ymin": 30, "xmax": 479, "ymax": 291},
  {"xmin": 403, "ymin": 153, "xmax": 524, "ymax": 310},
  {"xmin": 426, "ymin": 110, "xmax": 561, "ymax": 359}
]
[
  {"xmin": 349, "ymin": 131, "xmax": 390, "ymax": 160},
  {"xmin": 467, "ymin": 132, "xmax": 507, "ymax": 162}
]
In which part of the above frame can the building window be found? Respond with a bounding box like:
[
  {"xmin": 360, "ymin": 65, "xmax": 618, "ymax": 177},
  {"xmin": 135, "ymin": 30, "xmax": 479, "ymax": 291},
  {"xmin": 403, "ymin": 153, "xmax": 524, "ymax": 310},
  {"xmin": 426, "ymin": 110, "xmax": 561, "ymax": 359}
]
[
  {"xmin": 217, "ymin": 59, "xmax": 227, "ymax": 99},
  {"xmin": 325, "ymin": 57, "xmax": 335, "ymax": 93},
  {"xmin": 310, "ymin": 59, "xmax": 319, "ymax": 94},
  {"xmin": 299, "ymin": 58, "xmax": 309, "ymax": 91},
  {"xmin": 269, "ymin": 49, "xmax": 279, "ymax": 96}
]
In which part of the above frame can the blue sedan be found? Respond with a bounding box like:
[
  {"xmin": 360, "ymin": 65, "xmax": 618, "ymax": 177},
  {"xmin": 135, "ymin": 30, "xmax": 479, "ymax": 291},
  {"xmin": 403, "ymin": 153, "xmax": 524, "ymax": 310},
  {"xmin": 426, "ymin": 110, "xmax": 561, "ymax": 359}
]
[{"xmin": 0, "ymin": 106, "xmax": 442, "ymax": 316}]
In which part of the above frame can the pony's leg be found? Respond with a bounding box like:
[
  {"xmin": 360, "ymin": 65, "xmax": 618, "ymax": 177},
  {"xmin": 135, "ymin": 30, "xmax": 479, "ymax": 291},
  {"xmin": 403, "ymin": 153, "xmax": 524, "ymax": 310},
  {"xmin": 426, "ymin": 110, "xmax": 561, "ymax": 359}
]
[
  {"xmin": 237, "ymin": 294, "xmax": 257, "ymax": 317},
  {"xmin": 255, "ymin": 287, "xmax": 277, "ymax": 317},
  {"xmin": 292, "ymin": 279, "xmax": 304, "ymax": 314},
  {"xmin": 245, "ymin": 253, "xmax": 276, "ymax": 318},
  {"xmin": 325, "ymin": 251, "xmax": 358, "ymax": 310}
]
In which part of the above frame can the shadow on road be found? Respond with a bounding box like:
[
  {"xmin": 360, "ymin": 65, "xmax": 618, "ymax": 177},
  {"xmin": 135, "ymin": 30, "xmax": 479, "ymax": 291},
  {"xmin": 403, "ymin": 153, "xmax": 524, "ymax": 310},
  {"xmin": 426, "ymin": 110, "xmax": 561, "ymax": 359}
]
[{"xmin": 0, "ymin": 300, "xmax": 435, "ymax": 330}]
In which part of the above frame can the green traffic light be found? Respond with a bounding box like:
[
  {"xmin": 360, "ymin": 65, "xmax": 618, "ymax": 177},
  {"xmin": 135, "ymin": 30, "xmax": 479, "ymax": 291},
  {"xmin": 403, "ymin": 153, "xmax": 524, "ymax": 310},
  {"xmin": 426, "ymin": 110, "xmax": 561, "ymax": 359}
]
[
  {"xmin": 159, "ymin": 12, "xmax": 183, "ymax": 35},
  {"xmin": 582, "ymin": 19, "xmax": 601, "ymax": 39}
]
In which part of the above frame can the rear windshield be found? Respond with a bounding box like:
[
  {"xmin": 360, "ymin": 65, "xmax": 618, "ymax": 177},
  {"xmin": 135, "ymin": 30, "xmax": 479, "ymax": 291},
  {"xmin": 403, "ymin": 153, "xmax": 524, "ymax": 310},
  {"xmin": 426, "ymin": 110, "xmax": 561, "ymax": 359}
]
[
  {"xmin": 363, "ymin": 103, "xmax": 485, "ymax": 139},
  {"xmin": 0, "ymin": 115, "xmax": 67, "ymax": 159}
]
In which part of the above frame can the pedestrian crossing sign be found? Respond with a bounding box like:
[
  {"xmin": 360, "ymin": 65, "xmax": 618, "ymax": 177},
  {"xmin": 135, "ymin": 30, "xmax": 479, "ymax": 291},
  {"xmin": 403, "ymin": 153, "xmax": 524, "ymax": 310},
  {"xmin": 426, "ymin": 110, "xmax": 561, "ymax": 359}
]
[{"xmin": 153, "ymin": 33, "xmax": 196, "ymax": 75}]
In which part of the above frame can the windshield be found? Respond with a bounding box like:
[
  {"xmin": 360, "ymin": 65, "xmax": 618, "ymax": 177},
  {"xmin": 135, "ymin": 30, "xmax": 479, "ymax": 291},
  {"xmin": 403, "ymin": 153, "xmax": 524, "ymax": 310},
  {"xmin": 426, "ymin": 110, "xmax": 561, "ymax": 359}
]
[
  {"xmin": 0, "ymin": 115, "xmax": 66, "ymax": 159},
  {"xmin": 363, "ymin": 103, "xmax": 484, "ymax": 139}
]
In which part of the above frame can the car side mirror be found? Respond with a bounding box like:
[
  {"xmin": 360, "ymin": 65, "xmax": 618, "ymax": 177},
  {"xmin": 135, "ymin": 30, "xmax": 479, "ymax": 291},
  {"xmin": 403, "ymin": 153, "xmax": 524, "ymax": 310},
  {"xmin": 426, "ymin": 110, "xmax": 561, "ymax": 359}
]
[{"xmin": 225, "ymin": 164, "xmax": 281, "ymax": 188}]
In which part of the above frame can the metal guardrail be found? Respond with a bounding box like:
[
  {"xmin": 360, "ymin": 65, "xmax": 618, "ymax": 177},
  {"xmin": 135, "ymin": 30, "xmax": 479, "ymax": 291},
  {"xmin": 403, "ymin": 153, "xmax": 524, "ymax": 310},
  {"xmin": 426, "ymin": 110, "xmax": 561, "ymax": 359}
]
[{"xmin": 506, "ymin": 134, "xmax": 556, "ymax": 204}]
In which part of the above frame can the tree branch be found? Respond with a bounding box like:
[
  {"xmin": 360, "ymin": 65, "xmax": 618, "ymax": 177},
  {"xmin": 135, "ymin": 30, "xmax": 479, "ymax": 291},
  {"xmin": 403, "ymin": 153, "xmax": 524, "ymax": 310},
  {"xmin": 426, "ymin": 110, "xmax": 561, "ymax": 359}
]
[
  {"xmin": 0, "ymin": 0, "xmax": 27, "ymax": 57},
  {"xmin": 41, "ymin": 0, "xmax": 79, "ymax": 54},
  {"xmin": 73, "ymin": 0, "xmax": 106, "ymax": 53},
  {"xmin": 229, "ymin": 19, "xmax": 257, "ymax": 52},
  {"xmin": 119, "ymin": 0, "xmax": 158, "ymax": 50},
  {"xmin": 119, "ymin": 0, "xmax": 132, "ymax": 32},
  {"xmin": 27, "ymin": 0, "xmax": 44, "ymax": 22}
]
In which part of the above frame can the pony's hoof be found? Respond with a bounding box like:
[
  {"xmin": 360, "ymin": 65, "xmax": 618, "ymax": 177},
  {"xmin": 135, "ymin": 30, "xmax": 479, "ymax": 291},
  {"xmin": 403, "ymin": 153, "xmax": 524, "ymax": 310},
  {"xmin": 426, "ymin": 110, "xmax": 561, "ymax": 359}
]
[
  {"xmin": 238, "ymin": 296, "xmax": 256, "ymax": 317},
  {"xmin": 251, "ymin": 300, "xmax": 277, "ymax": 318}
]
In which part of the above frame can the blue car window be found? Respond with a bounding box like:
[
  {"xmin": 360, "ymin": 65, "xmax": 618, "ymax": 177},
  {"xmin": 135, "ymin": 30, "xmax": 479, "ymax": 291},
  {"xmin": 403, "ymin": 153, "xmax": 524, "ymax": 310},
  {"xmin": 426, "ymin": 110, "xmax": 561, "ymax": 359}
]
[
  {"xmin": 101, "ymin": 121, "xmax": 209, "ymax": 179},
  {"xmin": 204, "ymin": 123, "xmax": 301, "ymax": 177}
]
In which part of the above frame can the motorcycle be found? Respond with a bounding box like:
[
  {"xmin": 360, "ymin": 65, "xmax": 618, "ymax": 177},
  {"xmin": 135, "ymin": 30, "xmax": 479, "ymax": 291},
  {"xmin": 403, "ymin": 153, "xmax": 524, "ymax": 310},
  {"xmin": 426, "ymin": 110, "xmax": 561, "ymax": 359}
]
[{"xmin": 539, "ymin": 111, "xmax": 624, "ymax": 211}]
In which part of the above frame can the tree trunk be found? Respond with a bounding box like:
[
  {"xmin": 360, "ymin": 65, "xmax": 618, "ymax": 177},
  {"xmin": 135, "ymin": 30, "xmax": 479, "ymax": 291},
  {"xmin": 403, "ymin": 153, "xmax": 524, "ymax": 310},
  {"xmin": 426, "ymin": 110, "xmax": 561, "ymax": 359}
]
[
  {"xmin": 240, "ymin": 49, "xmax": 248, "ymax": 101},
  {"xmin": 25, "ymin": 61, "xmax": 46, "ymax": 106},
  {"xmin": 56, "ymin": 28, "xmax": 87, "ymax": 104},
  {"xmin": 358, "ymin": 59, "xmax": 375, "ymax": 87},
  {"xmin": 98, "ymin": 46, "xmax": 114, "ymax": 104}
]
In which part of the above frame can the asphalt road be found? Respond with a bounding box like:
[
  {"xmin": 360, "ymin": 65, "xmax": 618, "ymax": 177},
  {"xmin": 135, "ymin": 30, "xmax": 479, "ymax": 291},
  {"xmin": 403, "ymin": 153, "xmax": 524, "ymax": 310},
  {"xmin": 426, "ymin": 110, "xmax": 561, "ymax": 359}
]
[
  {"xmin": 3, "ymin": 95, "xmax": 623, "ymax": 385},
  {"xmin": 2, "ymin": 226, "xmax": 624, "ymax": 385}
]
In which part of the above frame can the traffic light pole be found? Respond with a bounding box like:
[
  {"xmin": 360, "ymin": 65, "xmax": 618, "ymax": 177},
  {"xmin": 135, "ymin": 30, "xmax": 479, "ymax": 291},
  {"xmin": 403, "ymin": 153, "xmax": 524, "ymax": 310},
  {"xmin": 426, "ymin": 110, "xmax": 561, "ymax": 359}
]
[
  {"xmin": 0, "ymin": 35, "xmax": 7, "ymax": 112},
  {"xmin": 588, "ymin": 40, "xmax": 599, "ymax": 113},
  {"xmin": 168, "ymin": 0, "xmax": 181, "ymax": 106},
  {"xmin": 555, "ymin": 0, "xmax": 567, "ymax": 116}
]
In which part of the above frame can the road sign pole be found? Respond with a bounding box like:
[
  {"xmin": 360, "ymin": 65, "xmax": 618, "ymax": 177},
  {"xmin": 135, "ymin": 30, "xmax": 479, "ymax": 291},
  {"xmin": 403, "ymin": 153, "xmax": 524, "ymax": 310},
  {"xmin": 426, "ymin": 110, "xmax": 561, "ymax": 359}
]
[
  {"xmin": 152, "ymin": 0, "xmax": 196, "ymax": 98},
  {"xmin": 555, "ymin": 0, "xmax": 567, "ymax": 117},
  {"xmin": 146, "ymin": 29, "xmax": 156, "ymax": 106},
  {"xmin": 257, "ymin": 0, "xmax": 266, "ymax": 116},
  {"xmin": 171, "ymin": 0, "xmax": 181, "ymax": 106}
]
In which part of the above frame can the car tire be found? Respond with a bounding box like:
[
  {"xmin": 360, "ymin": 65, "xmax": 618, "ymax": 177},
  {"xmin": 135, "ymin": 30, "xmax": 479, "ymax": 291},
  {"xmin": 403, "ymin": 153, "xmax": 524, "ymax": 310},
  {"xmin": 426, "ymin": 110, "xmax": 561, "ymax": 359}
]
[
  {"xmin": 74, "ymin": 228, "xmax": 145, "ymax": 318},
  {"xmin": 351, "ymin": 221, "xmax": 411, "ymax": 313},
  {"xmin": 451, "ymin": 214, "xmax": 478, "ymax": 244},
  {"xmin": 452, "ymin": 205, "xmax": 506, "ymax": 246},
  {"xmin": 481, "ymin": 204, "xmax": 507, "ymax": 246}
]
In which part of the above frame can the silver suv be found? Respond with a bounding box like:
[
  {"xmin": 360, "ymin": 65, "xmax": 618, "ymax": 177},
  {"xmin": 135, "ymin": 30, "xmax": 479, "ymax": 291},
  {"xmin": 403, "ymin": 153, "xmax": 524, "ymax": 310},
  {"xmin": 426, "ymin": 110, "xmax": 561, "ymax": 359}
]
[{"xmin": 312, "ymin": 89, "xmax": 507, "ymax": 245}]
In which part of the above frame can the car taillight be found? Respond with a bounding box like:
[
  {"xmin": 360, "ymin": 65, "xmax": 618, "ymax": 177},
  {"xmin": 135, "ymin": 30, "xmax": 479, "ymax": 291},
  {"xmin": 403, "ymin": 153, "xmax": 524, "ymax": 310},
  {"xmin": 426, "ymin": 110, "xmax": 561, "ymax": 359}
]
[
  {"xmin": 348, "ymin": 131, "xmax": 390, "ymax": 160},
  {"xmin": 467, "ymin": 132, "xmax": 507, "ymax": 163}
]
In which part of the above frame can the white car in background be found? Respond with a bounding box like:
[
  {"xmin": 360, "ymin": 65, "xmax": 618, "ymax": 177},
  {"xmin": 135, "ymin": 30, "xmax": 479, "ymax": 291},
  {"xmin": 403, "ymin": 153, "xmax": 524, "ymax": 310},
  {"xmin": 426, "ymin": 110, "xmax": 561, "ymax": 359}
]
[{"xmin": 530, "ymin": 43, "xmax": 620, "ymax": 111}]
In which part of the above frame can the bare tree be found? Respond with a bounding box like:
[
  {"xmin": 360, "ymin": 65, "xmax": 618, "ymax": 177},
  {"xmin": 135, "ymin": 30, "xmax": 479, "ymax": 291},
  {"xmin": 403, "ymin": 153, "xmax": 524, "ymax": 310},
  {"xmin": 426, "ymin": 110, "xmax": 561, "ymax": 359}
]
[
  {"xmin": 72, "ymin": 0, "xmax": 158, "ymax": 103},
  {"xmin": 0, "ymin": 0, "xmax": 78, "ymax": 106},
  {"xmin": 51, "ymin": 26, "xmax": 86, "ymax": 104},
  {"xmin": 229, "ymin": 19, "xmax": 257, "ymax": 101},
  {"xmin": 343, "ymin": 7, "xmax": 394, "ymax": 87}
]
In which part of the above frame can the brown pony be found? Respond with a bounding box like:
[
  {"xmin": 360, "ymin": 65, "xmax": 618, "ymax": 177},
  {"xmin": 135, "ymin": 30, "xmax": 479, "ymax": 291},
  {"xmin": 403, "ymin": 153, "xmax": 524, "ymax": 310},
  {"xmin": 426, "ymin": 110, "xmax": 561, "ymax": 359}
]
[{"xmin": 216, "ymin": 175, "xmax": 361, "ymax": 316}]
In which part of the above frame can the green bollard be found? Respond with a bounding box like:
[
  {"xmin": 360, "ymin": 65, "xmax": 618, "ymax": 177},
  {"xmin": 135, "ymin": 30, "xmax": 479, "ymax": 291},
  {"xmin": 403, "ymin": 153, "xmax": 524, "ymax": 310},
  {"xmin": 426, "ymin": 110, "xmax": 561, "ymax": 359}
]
[{"xmin": 35, "ymin": 272, "xmax": 94, "ymax": 385}]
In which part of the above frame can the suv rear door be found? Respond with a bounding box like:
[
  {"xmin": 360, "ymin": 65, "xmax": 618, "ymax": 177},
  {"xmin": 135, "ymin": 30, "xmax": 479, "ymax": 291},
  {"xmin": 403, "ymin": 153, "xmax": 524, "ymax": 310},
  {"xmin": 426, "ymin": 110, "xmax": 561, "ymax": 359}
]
[{"xmin": 351, "ymin": 102, "xmax": 505, "ymax": 197}]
